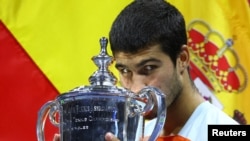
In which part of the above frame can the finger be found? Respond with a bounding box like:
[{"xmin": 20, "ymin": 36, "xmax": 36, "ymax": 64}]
[
  {"xmin": 53, "ymin": 134, "xmax": 60, "ymax": 141},
  {"xmin": 105, "ymin": 132, "xmax": 120, "ymax": 141},
  {"xmin": 140, "ymin": 136, "xmax": 150, "ymax": 141}
]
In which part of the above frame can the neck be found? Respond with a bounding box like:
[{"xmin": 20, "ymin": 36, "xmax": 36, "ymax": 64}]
[{"xmin": 160, "ymin": 86, "xmax": 205, "ymax": 136}]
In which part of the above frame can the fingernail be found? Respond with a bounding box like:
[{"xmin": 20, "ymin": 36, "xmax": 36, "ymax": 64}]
[{"xmin": 105, "ymin": 132, "xmax": 113, "ymax": 140}]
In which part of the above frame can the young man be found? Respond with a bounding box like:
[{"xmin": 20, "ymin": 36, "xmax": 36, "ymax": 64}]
[
  {"xmin": 104, "ymin": 0, "xmax": 239, "ymax": 141},
  {"xmin": 53, "ymin": 0, "xmax": 238, "ymax": 141}
]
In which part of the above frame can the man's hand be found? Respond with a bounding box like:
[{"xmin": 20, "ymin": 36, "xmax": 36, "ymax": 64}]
[
  {"xmin": 105, "ymin": 132, "xmax": 120, "ymax": 141},
  {"xmin": 105, "ymin": 132, "xmax": 150, "ymax": 141},
  {"xmin": 53, "ymin": 134, "xmax": 60, "ymax": 141}
]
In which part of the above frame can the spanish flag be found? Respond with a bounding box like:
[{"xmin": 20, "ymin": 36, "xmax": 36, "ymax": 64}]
[
  {"xmin": 168, "ymin": 0, "xmax": 250, "ymax": 124},
  {"xmin": 1, "ymin": 0, "xmax": 250, "ymax": 141}
]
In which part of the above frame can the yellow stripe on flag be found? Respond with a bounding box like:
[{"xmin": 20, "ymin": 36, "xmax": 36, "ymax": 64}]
[{"xmin": 0, "ymin": 0, "xmax": 133, "ymax": 93}]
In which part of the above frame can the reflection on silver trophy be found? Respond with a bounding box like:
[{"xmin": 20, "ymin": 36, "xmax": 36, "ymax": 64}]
[{"xmin": 36, "ymin": 37, "xmax": 166, "ymax": 141}]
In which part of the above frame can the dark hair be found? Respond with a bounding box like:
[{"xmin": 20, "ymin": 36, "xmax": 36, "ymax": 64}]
[{"xmin": 109, "ymin": 0, "xmax": 187, "ymax": 65}]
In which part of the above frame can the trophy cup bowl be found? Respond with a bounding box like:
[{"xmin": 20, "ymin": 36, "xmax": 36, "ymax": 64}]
[{"xmin": 36, "ymin": 37, "xmax": 166, "ymax": 141}]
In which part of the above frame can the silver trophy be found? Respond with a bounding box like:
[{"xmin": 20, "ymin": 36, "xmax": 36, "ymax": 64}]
[{"xmin": 36, "ymin": 37, "xmax": 166, "ymax": 141}]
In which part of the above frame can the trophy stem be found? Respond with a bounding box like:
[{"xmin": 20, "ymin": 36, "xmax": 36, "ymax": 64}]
[{"xmin": 88, "ymin": 37, "xmax": 117, "ymax": 86}]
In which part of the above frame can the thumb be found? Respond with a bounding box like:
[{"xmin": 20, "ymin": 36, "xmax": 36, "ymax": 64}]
[{"xmin": 105, "ymin": 132, "xmax": 120, "ymax": 141}]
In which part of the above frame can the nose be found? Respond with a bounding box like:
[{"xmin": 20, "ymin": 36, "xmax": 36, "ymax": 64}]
[{"xmin": 129, "ymin": 75, "xmax": 147, "ymax": 93}]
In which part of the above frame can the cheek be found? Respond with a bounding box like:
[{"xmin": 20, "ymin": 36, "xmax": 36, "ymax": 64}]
[
  {"xmin": 147, "ymin": 70, "xmax": 176, "ymax": 99},
  {"xmin": 118, "ymin": 75, "xmax": 129, "ymax": 88},
  {"xmin": 148, "ymin": 73, "xmax": 171, "ymax": 88},
  {"xmin": 152, "ymin": 64, "xmax": 175, "ymax": 88}
]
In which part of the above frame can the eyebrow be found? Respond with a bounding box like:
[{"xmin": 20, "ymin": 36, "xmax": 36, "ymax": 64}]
[
  {"xmin": 115, "ymin": 58, "xmax": 161, "ymax": 69},
  {"xmin": 136, "ymin": 58, "xmax": 161, "ymax": 67}
]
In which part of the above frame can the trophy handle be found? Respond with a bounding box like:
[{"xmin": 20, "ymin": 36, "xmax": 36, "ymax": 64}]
[
  {"xmin": 137, "ymin": 86, "xmax": 167, "ymax": 141},
  {"xmin": 36, "ymin": 101, "xmax": 59, "ymax": 141}
]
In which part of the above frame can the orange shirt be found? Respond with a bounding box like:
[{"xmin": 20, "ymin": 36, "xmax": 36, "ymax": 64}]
[{"xmin": 157, "ymin": 135, "xmax": 190, "ymax": 141}]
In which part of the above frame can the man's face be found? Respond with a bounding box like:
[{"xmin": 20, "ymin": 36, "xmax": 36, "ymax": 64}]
[{"xmin": 113, "ymin": 44, "xmax": 182, "ymax": 107}]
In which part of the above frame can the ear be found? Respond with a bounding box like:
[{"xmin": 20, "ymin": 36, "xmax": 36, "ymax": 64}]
[{"xmin": 177, "ymin": 45, "xmax": 190, "ymax": 74}]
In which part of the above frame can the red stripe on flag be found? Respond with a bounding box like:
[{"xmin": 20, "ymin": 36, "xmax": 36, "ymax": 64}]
[{"xmin": 0, "ymin": 21, "xmax": 59, "ymax": 141}]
